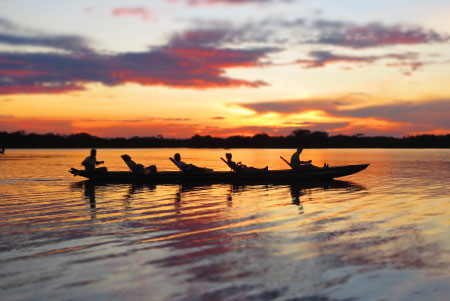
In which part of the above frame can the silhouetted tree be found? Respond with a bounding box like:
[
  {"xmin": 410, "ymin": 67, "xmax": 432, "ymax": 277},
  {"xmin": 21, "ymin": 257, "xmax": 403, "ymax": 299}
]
[{"xmin": 0, "ymin": 130, "xmax": 449, "ymax": 149}]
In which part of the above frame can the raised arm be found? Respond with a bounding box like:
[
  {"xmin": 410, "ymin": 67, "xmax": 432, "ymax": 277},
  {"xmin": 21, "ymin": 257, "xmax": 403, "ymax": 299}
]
[
  {"xmin": 169, "ymin": 157, "xmax": 178, "ymax": 167},
  {"xmin": 170, "ymin": 157, "xmax": 184, "ymax": 171},
  {"xmin": 221, "ymin": 157, "xmax": 235, "ymax": 171},
  {"xmin": 224, "ymin": 157, "xmax": 247, "ymax": 171}
]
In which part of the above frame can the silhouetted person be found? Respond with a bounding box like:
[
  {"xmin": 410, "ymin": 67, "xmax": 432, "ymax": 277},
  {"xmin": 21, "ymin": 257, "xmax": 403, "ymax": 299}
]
[
  {"xmin": 82, "ymin": 149, "xmax": 107, "ymax": 172},
  {"xmin": 290, "ymin": 147, "xmax": 313, "ymax": 170},
  {"xmin": 0, "ymin": 146, "xmax": 4, "ymax": 154},
  {"xmin": 121, "ymin": 154, "xmax": 157, "ymax": 174},
  {"xmin": 172, "ymin": 153, "xmax": 212, "ymax": 172},
  {"xmin": 224, "ymin": 153, "xmax": 268, "ymax": 172}
]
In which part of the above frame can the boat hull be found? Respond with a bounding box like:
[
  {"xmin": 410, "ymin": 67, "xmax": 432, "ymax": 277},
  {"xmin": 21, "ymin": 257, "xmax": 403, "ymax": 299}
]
[{"xmin": 69, "ymin": 164, "xmax": 369, "ymax": 184}]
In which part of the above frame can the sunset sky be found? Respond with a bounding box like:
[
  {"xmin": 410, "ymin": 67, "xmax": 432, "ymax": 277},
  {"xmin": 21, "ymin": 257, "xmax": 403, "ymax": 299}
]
[{"xmin": 1, "ymin": 0, "xmax": 449, "ymax": 138}]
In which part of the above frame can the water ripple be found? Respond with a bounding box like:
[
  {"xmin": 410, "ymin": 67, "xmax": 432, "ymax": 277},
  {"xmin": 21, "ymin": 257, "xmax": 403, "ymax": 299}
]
[{"xmin": 1, "ymin": 149, "xmax": 450, "ymax": 300}]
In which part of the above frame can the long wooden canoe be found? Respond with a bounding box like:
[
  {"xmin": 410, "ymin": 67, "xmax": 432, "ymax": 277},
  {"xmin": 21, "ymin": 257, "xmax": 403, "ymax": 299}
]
[{"xmin": 69, "ymin": 164, "xmax": 369, "ymax": 184}]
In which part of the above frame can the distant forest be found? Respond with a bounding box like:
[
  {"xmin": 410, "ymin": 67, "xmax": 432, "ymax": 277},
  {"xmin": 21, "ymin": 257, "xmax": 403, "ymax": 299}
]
[{"xmin": 1, "ymin": 130, "xmax": 449, "ymax": 148}]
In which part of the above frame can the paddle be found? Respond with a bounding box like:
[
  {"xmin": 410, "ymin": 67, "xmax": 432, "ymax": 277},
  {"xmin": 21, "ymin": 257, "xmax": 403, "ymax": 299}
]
[{"xmin": 280, "ymin": 156, "xmax": 293, "ymax": 168}]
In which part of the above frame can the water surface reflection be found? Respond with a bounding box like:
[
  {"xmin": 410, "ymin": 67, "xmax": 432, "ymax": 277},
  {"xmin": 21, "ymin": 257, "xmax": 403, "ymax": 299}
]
[
  {"xmin": 67, "ymin": 179, "xmax": 449, "ymax": 300},
  {"xmin": 75, "ymin": 179, "xmax": 364, "ymax": 212},
  {"xmin": 1, "ymin": 149, "xmax": 450, "ymax": 300}
]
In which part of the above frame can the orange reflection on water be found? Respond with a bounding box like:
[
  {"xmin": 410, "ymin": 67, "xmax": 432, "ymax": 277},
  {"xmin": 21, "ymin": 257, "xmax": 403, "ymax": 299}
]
[{"xmin": 1, "ymin": 148, "xmax": 450, "ymax": 301}]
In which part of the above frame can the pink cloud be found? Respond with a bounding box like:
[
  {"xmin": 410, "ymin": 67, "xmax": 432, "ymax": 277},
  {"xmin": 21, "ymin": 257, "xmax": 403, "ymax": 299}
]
[
  {"xmin": 83, "ymin": 7, "xmax": 94, "ymax": 14},
  {"xmin": 112, "ymin": 7, "xmax": 158, "ymax": 22},
  {"xmin": 0, "ymin": 44, "xmax": 272, "ymax": 95},
  {"xmin": 170, "ymin": 0, "xmax": 279, "ymax": 6}
]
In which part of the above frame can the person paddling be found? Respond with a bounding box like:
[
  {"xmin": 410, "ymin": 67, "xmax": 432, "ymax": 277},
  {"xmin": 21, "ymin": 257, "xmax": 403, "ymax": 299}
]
[
  {"xmin": 290, "ymin": 147, "xmax": 314, "ymax": 170},
  {"xmin": 82, "ymin": 149, "xmax": 107, "ymax": 172}
]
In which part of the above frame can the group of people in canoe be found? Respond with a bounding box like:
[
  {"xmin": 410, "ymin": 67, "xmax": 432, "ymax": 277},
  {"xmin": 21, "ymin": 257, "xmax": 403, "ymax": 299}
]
[{"xmin": 79, "ymin": 147, "xmax": 320, "ymax": 174}]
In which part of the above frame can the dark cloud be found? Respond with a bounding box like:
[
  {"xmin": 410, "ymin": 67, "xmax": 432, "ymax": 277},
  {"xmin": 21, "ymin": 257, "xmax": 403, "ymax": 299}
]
[
  {"xmin": 338, "ymin": 99, "xmax": 450, "ymax": 129},
  {"xmin": 169, "ymin": 29, "xmax": 229, "ymax": 47},
  {"xmin": 281, "ymin": 121, "xmax": 349, "ymax": 132},
  {"xmin": 0, "ymin": 45, "xmax": 273, "ymax": 94},
  {"xmin": 296, "ymin": 50, "xmax": 380, "ymax": 68},
  {"xmin": 0, "ymin": 33, "xmax": 92, "ymax": 53},
  {"xmin": 168, "ymin": 25, "xmax": 278, "ymax": 47},
  {"xmin": 295, "ymin": 50, "xmax": 425, "ymax": 74},
  {"xmin": 0, "ymin": 18, "xmax": 19, "ymax": 31},
  {"xmin": 0, "ymin": 17, "xmax": 92, "ymax": 53},
  {"xmin": 0, "ymin": 16, "xmax": 278, "ymax": 95},
  {"xmin": 1, "ymin": 14, "xmax": 446, "ymax": 96},
  {"xmin": 237, "ymin": 99, "xmax": 344, "ymax": 114},
  {"xmin": 311, "ymin": 20, "xmax": 450, "ymax": 48},
  {"xmin": 179, "ymin": 17, "xmax": 449, "ymax": 49}
]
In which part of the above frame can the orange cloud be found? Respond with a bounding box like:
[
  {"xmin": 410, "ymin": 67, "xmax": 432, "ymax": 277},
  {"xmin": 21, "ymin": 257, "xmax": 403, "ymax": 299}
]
[
  {"xmin": 407, "ymin": 129, "xmax": 450, "ymax": 136},
  {"xmin": 0, "ymin": 116, "xmax": 74, "ymax": 134},
  {"xmin": 232, "ymin": 97, "xmax": 450, "ymax": 137},
  {"xmin": 0, "ymin": 116, "xmax": 208, "ymax": 138}
]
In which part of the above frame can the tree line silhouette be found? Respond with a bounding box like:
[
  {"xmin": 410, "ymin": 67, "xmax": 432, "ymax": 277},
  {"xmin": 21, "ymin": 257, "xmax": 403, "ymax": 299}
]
[{"xmin": 1, "ymin": 129, "xmax": 449, "ymax": 148}]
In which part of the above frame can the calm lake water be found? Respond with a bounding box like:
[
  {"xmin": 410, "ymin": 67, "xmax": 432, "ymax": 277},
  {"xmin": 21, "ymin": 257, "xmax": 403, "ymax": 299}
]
[{"xmin": 1, "ymin": 148, "xmax": 449, "ymax": 300}]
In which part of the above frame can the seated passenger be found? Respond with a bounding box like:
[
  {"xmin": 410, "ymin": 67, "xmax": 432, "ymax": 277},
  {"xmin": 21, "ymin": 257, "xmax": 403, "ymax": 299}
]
[
  {"xmin": 290, "ymin": 147, "xmax": 318, "ymax": 170},
  {"xmin": 172, "ymin": 153, "xmax": 212, "ymax": 172},
  {"xmin": 121, "ymin": 154, "xmax": 157, "ymax": 174},
  {"xmin": 82, "ymin": 149, "xmax": 107, "ymax": 172},
  {"xmin": 224, "ymin": 153, "xmax": 268, "ymax": 172}
]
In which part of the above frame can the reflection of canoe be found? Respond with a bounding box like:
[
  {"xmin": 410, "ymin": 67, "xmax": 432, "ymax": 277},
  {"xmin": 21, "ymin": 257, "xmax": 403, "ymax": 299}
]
[{"xmin": 69, "ymin": 164, "xmax": 369, "ymax": 184}]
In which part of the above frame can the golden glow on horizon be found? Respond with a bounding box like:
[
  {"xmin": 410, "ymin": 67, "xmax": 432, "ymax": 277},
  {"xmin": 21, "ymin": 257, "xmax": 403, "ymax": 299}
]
[
  {"xmin": 0, "ymin": 1, "xmax": 450, "ymax": 137},
  {"xmin": 2, "ymin": 83, "xmax": 449, "ymax": 137}
]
